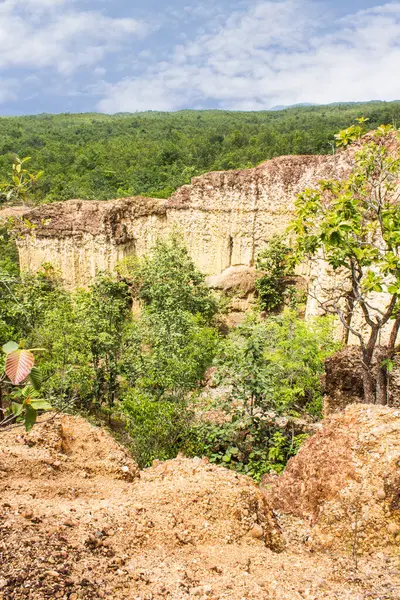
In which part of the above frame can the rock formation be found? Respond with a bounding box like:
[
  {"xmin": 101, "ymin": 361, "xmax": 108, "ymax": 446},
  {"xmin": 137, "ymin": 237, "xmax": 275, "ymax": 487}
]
[
  {"xmin": 15, "ymin": 154, "xmax": 349, "ymax": 289},
  {"xmin": 323, "ymin": 347, "xmax": 400, "ymax": 414},
  {"xmin": 10, "ymin": 133, "xmax": 400, "ymax": 344},
  {"xmin": 265, "ymin": 404, "xmax": 400, "ymax": 555}
]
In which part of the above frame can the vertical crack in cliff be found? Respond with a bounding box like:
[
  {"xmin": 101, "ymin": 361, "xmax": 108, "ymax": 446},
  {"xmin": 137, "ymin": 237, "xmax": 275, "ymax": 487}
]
[
  {"xmin": 250, "ymin": 172, "xmax": 260, "ymax": 267},
  {"xmin": 228, "ymin": 235, "xmax": 233, "ymax": 267}
]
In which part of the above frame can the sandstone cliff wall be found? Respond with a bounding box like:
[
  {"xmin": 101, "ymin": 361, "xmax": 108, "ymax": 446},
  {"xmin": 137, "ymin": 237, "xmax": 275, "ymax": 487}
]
[
  {"xmin": 165, "ymin": 155, "xmax": 348, "ymax": 275},
  {"xmin": 15, "ymin": 154, "xmax": 347, "ymax": 288},
  {"xmin": 17, "ymin": 197, "xmax": 168, "ymax": 288}
]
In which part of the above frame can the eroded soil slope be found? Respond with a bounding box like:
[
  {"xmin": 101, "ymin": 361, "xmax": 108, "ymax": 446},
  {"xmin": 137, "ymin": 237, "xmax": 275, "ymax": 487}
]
[
  {"xmin": 266, "ymin": 404, "xmax": 400, "ymax": 555},
  {"xmin": 1, "ymin": 412, "xmax": 399, "ymax": 600}
]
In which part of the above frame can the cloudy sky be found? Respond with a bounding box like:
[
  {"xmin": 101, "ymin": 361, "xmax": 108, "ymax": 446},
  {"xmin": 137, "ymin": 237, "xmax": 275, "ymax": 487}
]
[{"xmin": 0, "ymin": 0, "xmax": 399, "ymax": 114}]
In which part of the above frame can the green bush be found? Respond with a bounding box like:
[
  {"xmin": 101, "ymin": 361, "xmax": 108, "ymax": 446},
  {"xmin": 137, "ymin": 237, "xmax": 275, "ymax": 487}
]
[
  {"xmin": 183, "ymin": 310, "xmax": 340, "ymax": 481},
  {"xmin": 255, "ymin": 235, "xmax": 294, "ymax": 312},
  {"xmin": 216, "ymin": 310, "xmax": 339, "ymax": 417},
  {"xmin": 121, "ymin": 391, "xmax": 191, "ymax": 468},
  {"xmin": 119, "ymin": 236, "xmax": 219, "ymax": 321},
  {"xmin": 185, "ymin": 417, "xmax": 310, "ymax": 482}
]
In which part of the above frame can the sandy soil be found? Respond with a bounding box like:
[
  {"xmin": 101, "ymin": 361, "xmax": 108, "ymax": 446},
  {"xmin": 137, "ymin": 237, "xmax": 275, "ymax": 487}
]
[{"xmin": 0, "ymin": 413, "xmax": 399, "ymax": 600}]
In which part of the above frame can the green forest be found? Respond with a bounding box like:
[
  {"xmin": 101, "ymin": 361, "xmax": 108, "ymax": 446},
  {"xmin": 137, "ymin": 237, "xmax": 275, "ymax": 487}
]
[{"xmin": 0, "ymin": 101, "xmax": 399, "ymax": 203}]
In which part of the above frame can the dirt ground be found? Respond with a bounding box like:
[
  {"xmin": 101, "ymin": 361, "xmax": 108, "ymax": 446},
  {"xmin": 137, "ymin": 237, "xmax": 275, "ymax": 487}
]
[{"xmin": 1, "ymin": 413, "xmax": 399, "ymax": 600}]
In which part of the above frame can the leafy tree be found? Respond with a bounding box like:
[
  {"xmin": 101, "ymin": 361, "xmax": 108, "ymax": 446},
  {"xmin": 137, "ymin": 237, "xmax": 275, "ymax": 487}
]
[
  {"xmin": 120, "ymin": 312, "xmax": 218, "ymax": 402},
  {"xmin": 30, "ymin": 294, "xmax": 94, "ymax": 408},
  {"xmin": 118, "ymin": 236, "xmax": 219, "ymax": 400},
  {"xmin": 290, "ymin": 124, "xmax": 400, "ymax": 404},
  {"xmin": 216, "ymin": 310, "xmax": 338, "ymax": 418},
  {"xmin": 74, "ymin": 274, "xmax": 132, "ymax": 411},
  {"xmin": 185, "ymin": 311, "xmax": 337, "ymax": 481},
  {"xmin": 0, "ymin": 155, "xmax": 43, "ymax": 206},
  {"xmin": 118, "ymin": 238, "xmax": 219, "ymax": 463},
  {"xmin": 0, "ymin": 102, "xmax": 398, "ymax": 203},
  {"xmin": 121, "ymin": 236, "xmax": 219, "ymax": 321},
  {"xmin": 0, "ymin": 265, "xmax": 67, "ymax": 349},
  {"xmin": 0, "ymin": 220, "xmax": 19, "ymax": 278},
  {"xmin": 256, "ymin": 235, "xmax": 294, "ymax": 311}
]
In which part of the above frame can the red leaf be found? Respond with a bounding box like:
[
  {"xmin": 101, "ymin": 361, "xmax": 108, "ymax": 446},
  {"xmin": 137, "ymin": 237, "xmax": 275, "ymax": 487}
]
[{"xmin": 5, "ymin": 350, "xmax": 35, "ymax": 385}]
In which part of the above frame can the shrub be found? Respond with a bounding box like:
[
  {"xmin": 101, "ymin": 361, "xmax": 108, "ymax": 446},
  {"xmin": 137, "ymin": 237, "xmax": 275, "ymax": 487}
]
[
  {"xmin": 118, "ymin": 235, "xmax": 219, "ymax": 321},
  {"xmin": 185, "ymin": 418, "xmax": 310, "ymax": 482},
  {"xmin": 256, "ymin": 235, "xmax": 294, "ymax": 312},
  {"xmin": 121, "ymin": 390, "xmax": 191, "ymax": 468},
  {"xmin": 183, "ymin": 310, "xmax": 340, "ymax": 481}
]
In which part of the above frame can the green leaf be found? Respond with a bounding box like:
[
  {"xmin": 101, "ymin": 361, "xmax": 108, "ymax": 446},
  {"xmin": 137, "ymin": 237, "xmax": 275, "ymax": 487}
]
[
  {"xmin": 24, "ymin": 405, "xmax": 37, "ymax": 433},
  {"xmin": 11, "ymin": 402, "xmax": 23, "ymax": 417},
  {"xmin": 388, "ymin": 284, "xmax": 400, "ymax": 295},
  {"xmin": 30, "ymin": 399, "xmax": 52, "ymax": 411},
  {"xmin": 29, "ymin": 367, "xmax": 42, "ymax": 391},
  {"xmin": 2, "ymin": 341, "xmax": 19, "ymax": 354}
]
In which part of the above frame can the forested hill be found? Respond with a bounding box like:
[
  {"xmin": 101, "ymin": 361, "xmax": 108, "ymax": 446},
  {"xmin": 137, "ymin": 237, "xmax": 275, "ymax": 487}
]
[{"xmin": 0, "ymin": 101, "xmax": 399, "ymax": 203}]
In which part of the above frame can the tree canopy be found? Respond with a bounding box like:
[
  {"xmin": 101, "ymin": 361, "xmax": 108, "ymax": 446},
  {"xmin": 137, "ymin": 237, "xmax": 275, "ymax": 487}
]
[
  {"xmin": 0, "ymin": 101, "xmax": 399, "ymax": 203},
  {"xmin": 291, "ymin": 123, "xmax": 400, "ymax": 405}
]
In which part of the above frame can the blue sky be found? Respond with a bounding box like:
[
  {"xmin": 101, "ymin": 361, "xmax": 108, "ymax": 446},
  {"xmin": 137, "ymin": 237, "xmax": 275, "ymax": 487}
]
[{"xmin": 0, "ymin": 0, "xmax": 399, "ymax": 115}]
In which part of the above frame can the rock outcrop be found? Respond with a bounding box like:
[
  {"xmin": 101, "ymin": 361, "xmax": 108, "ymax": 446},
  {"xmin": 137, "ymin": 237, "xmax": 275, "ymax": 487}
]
[
  {"xmin": 16, "ymin": 197, "xmax": 168, "ymax": 288},
  {"xmin": 265, "ymin": 404, "xmax": 400, "ymax": 555},
  {"xmin": 323, "ymin": 347, "xmax": 400, "ymax": 414},
  {"xmin": 15, "ymin": 154, "xmax": 348, "ymax": 289},
  {"xmin": 11, "ymin": 132, "xmax": 400, "ymax": 343}
]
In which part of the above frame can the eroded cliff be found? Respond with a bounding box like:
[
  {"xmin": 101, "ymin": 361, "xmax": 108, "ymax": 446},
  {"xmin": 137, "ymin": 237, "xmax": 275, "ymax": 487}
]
[{"xmin": 15, "ymin": 153, "xmax": 349, "ymax": 287}]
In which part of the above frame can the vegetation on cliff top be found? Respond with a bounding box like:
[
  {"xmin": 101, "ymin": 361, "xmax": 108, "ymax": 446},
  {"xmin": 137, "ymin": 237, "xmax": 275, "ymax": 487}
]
[{"xmin": 0, "ymin": 101, "xmax": 399, "ymax": 203}]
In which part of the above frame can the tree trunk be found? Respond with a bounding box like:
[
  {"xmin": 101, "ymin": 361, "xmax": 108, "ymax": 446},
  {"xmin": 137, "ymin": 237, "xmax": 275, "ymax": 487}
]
[
  {"xmin": 376, "ymin": 366, "xmax": 388, "ymax": 405},
  {"xmin": 361, "ymin": 363, "xmax": 376, "ymax": 404},
  {"xmin": 375, "ymin": 348, "xmax": 389, "ymax": 406}
]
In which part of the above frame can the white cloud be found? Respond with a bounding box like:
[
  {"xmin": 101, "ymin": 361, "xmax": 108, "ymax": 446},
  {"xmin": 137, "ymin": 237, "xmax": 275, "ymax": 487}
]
[
  {"xmin": 0, "ymin": 0, "xmax": 148, "ymax": 75},
  {"xmin": 98, "ymin": 0, "xmax": 400, "ymax": 112}
]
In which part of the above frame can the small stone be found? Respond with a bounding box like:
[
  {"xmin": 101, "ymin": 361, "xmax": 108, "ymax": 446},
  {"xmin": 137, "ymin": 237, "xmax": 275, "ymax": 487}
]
[
  {"xmin": 210, "ymin": 566, "xmax": 222, "ymax": 574},
  {"xmin": 63, "ymin": 519, "xmax": 76, "ymax": 527},
  {"xmin": 69, "ymin": 594, "xmax": 78, "ymax": 600},
  {"xmin": 189, "ymin": 587, "xmax": 203, "ymax": 597},
  {"xmin": 44, "ymin": 570, "xmax": 61, "ymax": 579},
  {"xmin": 377, "ymin": 489, "xmax": 386, "ymax": 500},
  {"xmin": 388, "ymin": 522, "xmax": 400, "ymax": 535},
  {"xmin": 22, "ymin": 510, "xmax": 33, "ymax": 519},
  {"xmin": 250, "ymin": 524, "xmax": 264, "ymax": 539},
  {"xmin": 121, "ymin": 466, "xmax": 130, "ymax": 473}
]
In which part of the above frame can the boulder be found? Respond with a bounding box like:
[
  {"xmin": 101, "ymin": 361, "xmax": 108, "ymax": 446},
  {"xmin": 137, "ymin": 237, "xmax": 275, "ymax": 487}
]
[{"xmin": 265, "ymin": 404, "xmax": 400, "ymax": 554}]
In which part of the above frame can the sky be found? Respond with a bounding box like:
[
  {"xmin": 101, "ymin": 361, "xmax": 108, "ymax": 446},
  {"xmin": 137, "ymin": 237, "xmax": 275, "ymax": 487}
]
[{"xmin": 0, "ymin": 0, "xmax": 399, "ymax": 115}]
